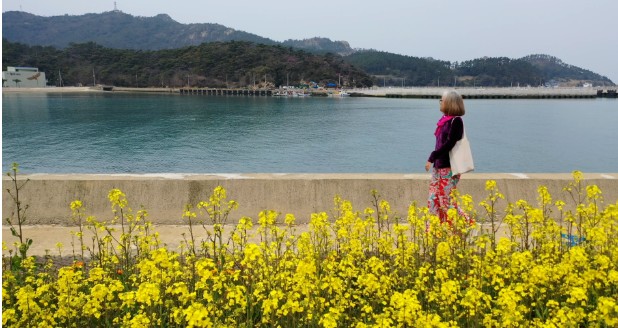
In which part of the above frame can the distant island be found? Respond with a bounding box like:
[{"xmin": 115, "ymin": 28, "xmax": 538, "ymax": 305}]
[{"xmin": 2, "ymin": 10, "xmax": 614, "ymax": 88}]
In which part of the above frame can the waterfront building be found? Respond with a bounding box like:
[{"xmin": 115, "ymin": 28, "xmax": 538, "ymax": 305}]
[{"xmin": 2, "ymin": 66, "xmax": 47, "ymax": 88}]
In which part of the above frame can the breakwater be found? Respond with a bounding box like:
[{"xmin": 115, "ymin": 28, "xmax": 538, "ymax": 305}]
[
  {"xmin": 350, "ymin": 87, "xmax": 617, "ymax": 99},
  {"xmin": 3, "ymin": 173, "xmax": 617, "ymax": 226}
]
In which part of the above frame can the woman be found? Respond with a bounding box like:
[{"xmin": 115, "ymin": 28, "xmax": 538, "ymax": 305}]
[{"xmin": 425, "ymin": 90, "xmax": 467, "ymax": 223}]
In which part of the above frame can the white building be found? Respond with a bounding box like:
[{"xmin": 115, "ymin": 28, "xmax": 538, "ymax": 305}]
[{"xmin": 2, "ymin": 67, "xmax": 47, "ymax": 88}]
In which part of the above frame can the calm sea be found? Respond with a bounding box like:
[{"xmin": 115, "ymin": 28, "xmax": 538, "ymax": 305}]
[{"xmin": 2, "ymin": 92, "xmax": 617, "ymax": 174}]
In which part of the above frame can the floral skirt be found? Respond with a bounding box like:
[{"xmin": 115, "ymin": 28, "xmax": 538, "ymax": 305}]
[{"xmin": 428, "ymin": 167, "xmax": 463, "ymax": 223}]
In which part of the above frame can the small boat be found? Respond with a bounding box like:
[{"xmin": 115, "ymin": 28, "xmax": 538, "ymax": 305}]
[{"xmin": 330, "ymin": 90, "xmax": 350, "ymax": 97}]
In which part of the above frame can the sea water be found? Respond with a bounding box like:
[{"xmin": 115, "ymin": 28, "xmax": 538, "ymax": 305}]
[{"xmin": 2, "ymin": 92, "xmax": 617, "ymax": 173}]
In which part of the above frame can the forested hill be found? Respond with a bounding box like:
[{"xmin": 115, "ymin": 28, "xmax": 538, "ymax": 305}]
[
  {"xmin": 1, "ymin": 39, "xmax": 374, "ymax": 88},
  {"xmin": 2, "ymin": 11, "xmax": 354, "ymax": 55},
  {"xmin": 344, "ymin": 51, "xmax": 614, "ymax": 87}
]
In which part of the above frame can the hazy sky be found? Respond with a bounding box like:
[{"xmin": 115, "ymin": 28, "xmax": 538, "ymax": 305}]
[{"xmin": 3, "ymin": 0, "xmax": 617, "ymax": 83}]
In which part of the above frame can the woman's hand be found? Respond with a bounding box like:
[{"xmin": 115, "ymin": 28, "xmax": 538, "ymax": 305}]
[{"xmin": 425, "ymin": 161, "xmax": 432, "ymax": 172}]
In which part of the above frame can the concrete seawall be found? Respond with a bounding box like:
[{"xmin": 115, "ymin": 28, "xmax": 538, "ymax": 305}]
[{"xmin": 3, "ymin": 173, "xmax": 617, "ymax": 226}]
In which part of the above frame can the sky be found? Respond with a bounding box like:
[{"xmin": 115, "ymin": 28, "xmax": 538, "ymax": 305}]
[{"xmin": 3, "ymin": 0, "xmax": 617, "ymax": 83}]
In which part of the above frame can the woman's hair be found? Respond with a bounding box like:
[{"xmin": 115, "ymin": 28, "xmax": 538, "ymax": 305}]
[{"xmin": 441, "ymin": 90, "xmax": 465, "ymax": 116}]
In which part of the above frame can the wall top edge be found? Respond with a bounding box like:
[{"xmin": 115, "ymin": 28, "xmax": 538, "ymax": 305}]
[{"xmin": 3, "ymin": 173, "xmax": 617, "ymax": 181}]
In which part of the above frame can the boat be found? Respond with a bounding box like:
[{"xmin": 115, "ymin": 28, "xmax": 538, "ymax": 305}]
[
  {"xmin": 294, "ymin": 91, "xmax": 311, "ymax": 97},
  {"xmin": 330, "ymin": 90, "xmax": 350, "ymax": 97},
  {"xmin": 272, "ymin": 91, "xmax": 288, "ymax": 97}
]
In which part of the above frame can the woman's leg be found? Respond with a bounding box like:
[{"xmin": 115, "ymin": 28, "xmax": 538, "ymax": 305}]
[
  {"xmin": 428, "ymin": 167, "xmax": 453, "ymax": 223},
  {"xmin": 442, "ymin": 172, "xmax": 474, "ymax": 225},
  {"xmin": 428, "ymin": 168, "xmax": 470, "ymax": 225}
]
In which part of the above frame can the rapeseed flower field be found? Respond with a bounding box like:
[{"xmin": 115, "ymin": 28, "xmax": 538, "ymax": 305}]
[{"xmin": 3, "ymin": 169, "xmax": 617, "ymax": 327}]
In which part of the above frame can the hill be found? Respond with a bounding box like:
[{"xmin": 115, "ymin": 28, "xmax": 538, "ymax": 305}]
[
  {"xmin": 1, "ymin": 39, "xmax": 373, "ymax": 88},
  {"xmin": 2, "ymin": 11, "xmax": 354, "ymax": 55},
  {"xmin": 344, "ymin": 50, "xmax": 614, "ymax": 87},
  {"xmin": 519, "ymin": 54, "xmax": 613, "ymax": 87}
]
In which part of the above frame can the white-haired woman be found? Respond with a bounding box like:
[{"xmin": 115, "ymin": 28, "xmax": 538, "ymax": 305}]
[{"xmin": 425, "ymin": 90, "xmax": 469, "ymax": 224}]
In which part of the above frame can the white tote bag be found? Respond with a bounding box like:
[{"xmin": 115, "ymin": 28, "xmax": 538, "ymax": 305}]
[{"xmin": 449, "ymin": 128, "xmax": 474, "ymax": 175}]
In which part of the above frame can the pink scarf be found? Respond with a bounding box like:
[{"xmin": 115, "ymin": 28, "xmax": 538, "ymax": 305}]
[{"xmin": 435, "ymin": 115, "xmax": 454, "ymax": 136}]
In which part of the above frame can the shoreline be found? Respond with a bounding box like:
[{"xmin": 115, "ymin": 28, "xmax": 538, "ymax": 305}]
[
  {"xmin": 3, "ymin": 86, "xmax": 616, "ymax": 98},
  {"xmin": 2, "ymin": 86, "xmax": 101, "ymax": 93}
]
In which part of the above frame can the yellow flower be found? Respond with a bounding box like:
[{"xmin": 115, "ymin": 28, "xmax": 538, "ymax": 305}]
[
  {"xmin": 572, "ymin": 170, "xmax": 583, "ymax": 183},
  {"xmin": 595, "ymin": 297, "xmax": 618, "ymax": 326},
  {"xmin": 183, "ymin": 303, "xmax": 212, "ymax": 328},
  {"xmin": 555, "ymin": 200, "xmax": 566, "ymax": 211},
  {"xmin": 586, "ymin": 185, "xmax": 602, "ymax": 200},
  {"xmin": 128, "ymin": 313, "xmax": 151, "ymax": 328},
  {"xmin": 136, "ymin": 282, "xmax": 160, "ymax": 306},
  {"xmin": 436, "ymin": 241, "xmax": 451, "ymax": 263},
  {"xmin": 566, "ymin": 287, "xmax": 588, "ymax": 306},
  {"xmin": 537, "ymin": 186, "xmax": 552, "ymax": 206},
  {"xmin": 439, "ymin": 280, "xmax": 460, "ymax": 305},
  {"xmin": 460, "ymin": 287, "xmax": 490, "ymax": 316},
  {"xmin": 319, "ymin": 307, "xmax": 342, "ymax": 328},
  {"xmin": 108, "ymin": 188, "xmax": 128, "ymax": 209},
  {"xmin": 285, "ymin": 213, "xmax": 296, "ymax": 225},
  {"xmin": 119, "ymin": 291, "xmax": 136, "ymax": 308},
  {"xmin": 2, "ymin": 308, "xmax": 17, "ymax": 326},
  {"xmin": 70, "ymin": 200, "xmax": 83, "ymax": 210}
]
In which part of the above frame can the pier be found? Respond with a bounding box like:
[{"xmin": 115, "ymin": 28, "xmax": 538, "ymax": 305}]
[
  {"xmin": 179, "ymin": 88, "xmax": 273, "ymax": 96},
  {"xmin": 597, "ymin": 89, "xmax": 617, "ymax": 98}
]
